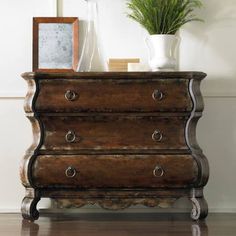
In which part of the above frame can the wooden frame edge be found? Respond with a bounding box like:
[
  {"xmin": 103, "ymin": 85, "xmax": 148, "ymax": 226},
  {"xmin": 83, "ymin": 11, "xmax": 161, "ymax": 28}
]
[{"xmin": 32, "ymin": 17, "xmax": 79, "ymax": 73}]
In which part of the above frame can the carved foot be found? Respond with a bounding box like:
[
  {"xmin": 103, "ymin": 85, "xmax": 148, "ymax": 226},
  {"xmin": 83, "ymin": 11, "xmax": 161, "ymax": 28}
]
[
  {"xmin": 21, "ymin": 189, "xmax": 40, "ymax": 221},
  {"xmin": 190, "ymin": 189, "xmax": 208, "ymax": 220}
]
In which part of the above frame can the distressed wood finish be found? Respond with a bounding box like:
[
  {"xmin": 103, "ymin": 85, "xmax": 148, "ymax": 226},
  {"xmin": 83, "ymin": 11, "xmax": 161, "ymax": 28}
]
[
  {"xmin": 35, "ymin": 78, "xmax": 192, "ymax": 112},
  {"xmin": 55, "ymin": 198, "xmax": 177, "ymax": 210},
  {"xmin": 186, "ymin": 79, "xmax": 209, "ymax": 188},
  {"xmin": 32, "ymin": 155, "xmax": 198, "ymax": 188},
  {"xmin": 21, "ymin": 71, "xmax": 209, "ymax": 221},
  {"xmin": 21, "ymin": 188, "xmax": 40, "ymax": 221},
  {"xmin": 40, "ymin": 116, "xmax": 188, "ymax": 152}
]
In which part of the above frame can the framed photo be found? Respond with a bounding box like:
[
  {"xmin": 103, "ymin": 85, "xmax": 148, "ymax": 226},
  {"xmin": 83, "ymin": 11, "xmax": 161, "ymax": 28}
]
[{"xmin": 33, "ymin": 17, "xmax": 79, "ymax": 72}]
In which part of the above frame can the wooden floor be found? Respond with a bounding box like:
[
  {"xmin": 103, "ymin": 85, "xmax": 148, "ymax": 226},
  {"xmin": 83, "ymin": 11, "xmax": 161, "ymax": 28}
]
[{"xmin": 0, "ymin": 213, "xmax": 236, "ymax": 236}]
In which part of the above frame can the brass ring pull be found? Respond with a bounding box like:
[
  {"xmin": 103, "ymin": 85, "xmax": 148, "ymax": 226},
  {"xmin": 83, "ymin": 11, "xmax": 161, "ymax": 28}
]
[
  {"xmin": 65, "ymin": 90, "xmax": 78, "ymax": 101},
  {"xmin": 153, "ymin": 166, "xmax": 164, "ymax": 177},
  {"xmin": 65, "ymin": 166, "xmax": 77, "ymax": 178},
  {"xmin": 65, "ymin": 131, "xmax": 76, "ymax": 143},
  {"xmin": 152, "ymin": 130, "xmax": 163, "ymax": 142},
  {"xmin": 152, "ymin": 90, "xmax": 164, "ymax": 101}
]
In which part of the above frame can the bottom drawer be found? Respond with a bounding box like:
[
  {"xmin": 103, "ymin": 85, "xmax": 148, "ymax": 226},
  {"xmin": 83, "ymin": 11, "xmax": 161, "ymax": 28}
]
[{"xmin": 32, "ymin": 155, "xmax": 198, "ymax": 188}]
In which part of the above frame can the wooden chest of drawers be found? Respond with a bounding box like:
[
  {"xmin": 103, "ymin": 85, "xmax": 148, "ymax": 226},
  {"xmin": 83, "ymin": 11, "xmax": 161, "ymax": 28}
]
[{"xmin": 20, "ymin": 72, "xmax": 209, "ymax": 221}]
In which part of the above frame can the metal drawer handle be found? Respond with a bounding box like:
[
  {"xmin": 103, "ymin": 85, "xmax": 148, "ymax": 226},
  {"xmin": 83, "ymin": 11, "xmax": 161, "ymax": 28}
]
[
  {"xmin": 65, "ymin": 90, "xmax": 78, "ymax": 101},
  {"xmin": 153, "ymin": 166, "xmax": 164, "ymax": 177},
  {"xmin": 65, "ymin": 131, "xmax": 77, "ymax": 143},
  {"xmin": 152, "ymin": 89, "xmax": 164, "ymax": 101},
  {"xmin": 65, "ymin": 166, "xmax": 77, "ymax": 178},
  {"xmin": 152, "ymin": 130, "xmax": 163, "ymax": 142}
]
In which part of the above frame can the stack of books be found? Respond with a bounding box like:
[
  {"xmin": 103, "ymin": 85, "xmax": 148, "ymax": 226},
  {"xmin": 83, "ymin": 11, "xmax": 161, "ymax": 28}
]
[{"xmin": 108, "ymin": 58, "xmax": 140, "ymax": 72}]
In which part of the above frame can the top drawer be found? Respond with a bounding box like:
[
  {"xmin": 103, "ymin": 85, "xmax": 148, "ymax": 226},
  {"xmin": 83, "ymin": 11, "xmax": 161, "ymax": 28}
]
[{"xmin": 35, "ymin": 79, "xmax": 192, "ymax": 113}]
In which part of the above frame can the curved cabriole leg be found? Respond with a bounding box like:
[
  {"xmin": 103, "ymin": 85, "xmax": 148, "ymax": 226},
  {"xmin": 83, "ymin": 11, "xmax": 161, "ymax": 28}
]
[
  {"xmin": 21, "ymin": 188, "xmax": 40, "ymax": 221},
  {"xmin": 190, "ymin": 188, "xmax": 208, "ymax": 220},
  {"xmin": 191, "ymin": 197, "xmax": 208, "ymax": 220}
]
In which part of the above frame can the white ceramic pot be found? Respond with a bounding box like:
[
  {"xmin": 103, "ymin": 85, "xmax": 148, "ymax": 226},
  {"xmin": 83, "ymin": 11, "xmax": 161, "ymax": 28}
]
[{"xmin": 146, "ymin": 34, "xmax": 179, "ymax": 71}]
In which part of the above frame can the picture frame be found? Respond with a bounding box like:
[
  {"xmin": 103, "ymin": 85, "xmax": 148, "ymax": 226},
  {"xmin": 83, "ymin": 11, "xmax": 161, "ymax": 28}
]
[{"xmin": 33, "ymin": 17, "xmax": 79, "ymax": 72}]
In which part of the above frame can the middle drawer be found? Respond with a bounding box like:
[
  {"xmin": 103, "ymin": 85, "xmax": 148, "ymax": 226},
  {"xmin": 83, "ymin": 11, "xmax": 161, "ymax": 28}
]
[{"xmin": 40, "ymin": 116, "xmax": 188, "ymax": 152}]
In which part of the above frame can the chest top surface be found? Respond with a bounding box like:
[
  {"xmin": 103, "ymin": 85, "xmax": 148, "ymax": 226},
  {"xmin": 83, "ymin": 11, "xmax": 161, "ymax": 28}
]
[
  {"xmin": 22, "ymin": 71, "xmax": 206, "ymax": 113},
  {"xmin": 22, "ymin": 71, "xmax": 206, "ymax": 80}
]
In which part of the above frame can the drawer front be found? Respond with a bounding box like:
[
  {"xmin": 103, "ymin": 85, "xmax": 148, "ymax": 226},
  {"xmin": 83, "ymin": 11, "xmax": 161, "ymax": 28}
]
[
  {"xmin": 40, "ymin": 116, "xmax": 188, "ymax": 152},
  {"xmin": 33, "ymin": 155, "xmax": 198, "ymax": 188},
  {"xmin": 35, "ymin": 79, "xmax": 192, "ymax": 112}
]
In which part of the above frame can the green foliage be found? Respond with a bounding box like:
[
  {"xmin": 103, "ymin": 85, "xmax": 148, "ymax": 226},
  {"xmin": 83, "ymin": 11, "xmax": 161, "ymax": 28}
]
[{"xmin": 127, "ymin": 0, "xmax": 203, "ymax": 35}]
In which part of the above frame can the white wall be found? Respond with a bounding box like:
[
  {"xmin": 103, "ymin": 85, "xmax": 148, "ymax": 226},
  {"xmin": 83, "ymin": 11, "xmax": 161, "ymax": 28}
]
[
  {"xmin": 0, "ymin": 0, "xmax": 236, "ymax": 212},
  {"xmin": 0, "ymin": 0, "xmax": 56, "ymax": 97}
]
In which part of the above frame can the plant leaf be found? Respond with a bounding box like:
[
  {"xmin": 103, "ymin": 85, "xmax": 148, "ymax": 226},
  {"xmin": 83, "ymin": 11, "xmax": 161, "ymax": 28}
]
[{"xmin": 126, "ymin": 0, "xmax": 203, "ymax": 35}]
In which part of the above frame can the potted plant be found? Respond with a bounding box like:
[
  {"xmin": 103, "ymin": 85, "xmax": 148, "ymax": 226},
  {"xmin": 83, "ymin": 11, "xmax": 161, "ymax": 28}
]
[{"xmin": 127, "ymin": 0, "xmax": 203, "ymax": 71}]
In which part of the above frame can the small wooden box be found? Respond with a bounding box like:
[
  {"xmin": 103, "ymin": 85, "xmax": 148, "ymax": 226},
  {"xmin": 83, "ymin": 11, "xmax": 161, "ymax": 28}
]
[{"xmin": 108, "ymin": 58, "xmax": 140, "ymax": 71}]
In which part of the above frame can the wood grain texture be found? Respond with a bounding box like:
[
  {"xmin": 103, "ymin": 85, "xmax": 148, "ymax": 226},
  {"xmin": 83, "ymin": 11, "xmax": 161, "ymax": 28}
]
[
  {"xmin": 7, "ymin": 213, "xmax": 236, "ymax": 236},
  {"xmin": 40, "ymin": 116, "xmax": 188, "ymax": 152},
  {"xmin": 56, "ymin": 198, "xmax": 177, "ymax": 210},
  {"xmin": 32, "ymin": 155, "xmax": 198, "ymax": 188},
  {"xmin": 21, "ymin": 71, "xmax": 208, "ymax": 221},
  {"xmin": 10, "ymin": 213, "xmax": 236, "ymax": 236},
  {"xmin": 22, "ymin": 71, "xmax": 206, "ymax": 80},
  {"xmin": 35, "ymin": 78, "xmax": 192, "ymax": 112},
  {"xmin": 3, "ymin": 213, "xmax": 236, "ymax": 236},
  {"xmin": 41, "ymin": 188, "xmax": 190, "ymax": 199}
]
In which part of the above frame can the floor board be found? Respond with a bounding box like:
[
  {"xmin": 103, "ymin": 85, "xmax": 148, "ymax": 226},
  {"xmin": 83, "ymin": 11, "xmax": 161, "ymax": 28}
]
[{"xmin": 0, "ymin": 213, "xmax": 235, "ymax": 236}]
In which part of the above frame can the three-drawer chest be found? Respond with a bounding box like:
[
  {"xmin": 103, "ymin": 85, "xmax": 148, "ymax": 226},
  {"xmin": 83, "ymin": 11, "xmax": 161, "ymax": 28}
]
[{"xmin": 21, "ymin": 72, "xmax": 209, "ymax": 221}]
